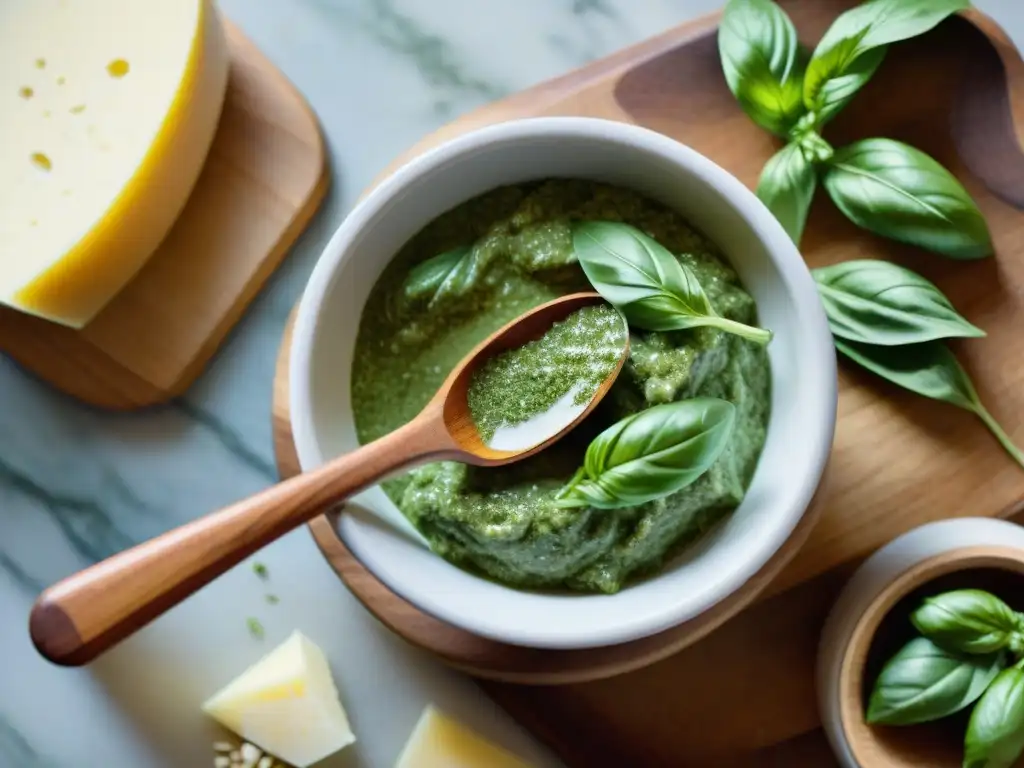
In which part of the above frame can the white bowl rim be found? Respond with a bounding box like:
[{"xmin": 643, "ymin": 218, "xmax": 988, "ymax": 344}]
[{"xmin": 290, "ymin": 116, "xmax": 838, "ymax": 648}]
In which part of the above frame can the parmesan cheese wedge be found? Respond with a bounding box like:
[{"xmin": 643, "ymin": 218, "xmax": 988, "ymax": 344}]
[
  {"xmin": 396, "ymin": 705, "xmax": 535, "ymax": 768},
  {"xmin": 0, "ymin": 0, "xmax": 229, "ymax": 327},
  {"xmin": 202, "ymin": 631, "xmax": 356, "ymax": 768}
]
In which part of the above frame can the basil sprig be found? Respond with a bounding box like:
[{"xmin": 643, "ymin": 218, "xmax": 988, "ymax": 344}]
[
  {"xmin": 833, "ymin": 338, "xmax": 1024, "ymax": 469},
  {"xmin": 717, "ymin": 0, "xmax": 807, "ymax": 136},
  {"xmin": 824, "ymin": 139, "xmax": 992, "ymax": 260},
  {"xmin": 757, "ymin": 142, "xmax": 816, "ymax": 244},
  {"xmin": 718, "ymin": 0, "xmax": 990, "ymax": 258},
  {"xmin": 555, "ymin": 399, "xmax": 736, "ymax": 510},
  {"xmin": 812, "ymin": 260, "xmax": 984, "ymax": 346},
  {"xmin": 912, "ymin": 590, "xmax": 1024, "ymax": 656},
  {"xmin": 724, "ymin": 1, "xmax": 1011, "ymax": 471},
  {"xmin": 964, "ymin": 664, "xmax": 1024, "ymax": 768},
  {"xmin": 812, "ymin": 257, "xmax": 1022, "ymax": 469},
  {"xmin": 803, "ymin": 0, "xmax": 970, "ymax": 125},
  {"xmin": 572, "ymin": 221, "xmax": 772, "ymax": 345},
  {"xmin": 866, "ymin": 637, "xmax": 1005, "ymax": 726}
]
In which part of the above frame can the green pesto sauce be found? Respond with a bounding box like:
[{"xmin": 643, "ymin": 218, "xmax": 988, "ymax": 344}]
[
  {"xmin": 351, "ymin": 179, "xmax": 770, "ymax": 594},
  {"xmin": 467, "ymin": 304, "xmax": 626, "ymax": 444}
]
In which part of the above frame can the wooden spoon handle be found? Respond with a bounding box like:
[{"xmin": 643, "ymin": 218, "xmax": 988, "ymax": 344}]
[{"xmin": 29, "ymin": 410, "xmax": 454, "ymax": 666}]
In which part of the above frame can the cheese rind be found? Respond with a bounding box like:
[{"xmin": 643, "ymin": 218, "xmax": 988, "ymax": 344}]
[
  {"xmin": 0, "ymin": 0, "xmax": 229, "ymax": 327},
  {"xmin": 202, "ymin": 631, "xmax": 356, "ymax": 768},
  {"xmin": 396, "ymin": 706, "xmax": 535, "ymax": 768}
]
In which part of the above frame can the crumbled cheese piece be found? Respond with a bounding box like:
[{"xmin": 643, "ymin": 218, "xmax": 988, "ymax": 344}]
[{"xmin": 202, "ymin": 631, "xmax": 354, "ymax": 767}]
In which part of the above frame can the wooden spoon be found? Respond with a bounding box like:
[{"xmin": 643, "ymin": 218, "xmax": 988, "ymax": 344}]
[{"xmin": 30, "ymin": 292, "xmax": 627, "ymax": 667}]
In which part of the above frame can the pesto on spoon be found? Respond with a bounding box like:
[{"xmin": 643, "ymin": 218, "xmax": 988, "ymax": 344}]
[{"xmin": 468, "ymin": 303, "xmax": 628, "ymax": 451}]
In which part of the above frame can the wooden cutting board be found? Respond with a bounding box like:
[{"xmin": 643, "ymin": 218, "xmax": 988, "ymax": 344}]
[
  {"xmin": 0, "ymin": 21, "xmax": 327, "ymax": 410},
  {"xmin": 273, "ymin": 2, "xmax": 1024, "ymax": 765}
]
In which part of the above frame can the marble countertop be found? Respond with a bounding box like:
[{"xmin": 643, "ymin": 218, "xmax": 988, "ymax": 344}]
[{"xmin": 3, "ymin": 0, "xmax": 1023, "ymax": 766}]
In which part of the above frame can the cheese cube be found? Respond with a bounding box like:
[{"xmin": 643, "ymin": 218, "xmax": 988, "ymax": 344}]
[
  {"xmin": 396, "ymin": 705, "xmax": 535, "ymax": 768},
  {"xmin": 202, "ymin": 631, "xmax": 356, "ymax": 768},
  {"xmin": 0, "ymin": 0, "xmax": 229, "ymax": 327}
]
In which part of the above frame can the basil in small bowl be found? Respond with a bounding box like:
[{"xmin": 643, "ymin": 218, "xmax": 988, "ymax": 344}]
[{"xmin": 817, "ymin": 519, "xmax": 1024, "ymax": 768}]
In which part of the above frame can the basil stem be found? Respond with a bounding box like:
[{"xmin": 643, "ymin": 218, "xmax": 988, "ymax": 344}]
[
  {"xmin": 911, "ymin": 590, "xmax": 1022, "ymax": 656},
  {"xmin": 572, "ymin": 221, "xmax": 772, "ymax": 344},
  {"xmin": 974, "ymin": 408, "xmax": 1024, "ymax": 472},
  {"xmin": 964, "ymin": 664, "xmax": 1024, "ymax": 768},
  {"xmin": 757, "ymin": 142, "xmax": 817, "ymax": 244},
  {"xmin": 866, "ymin": 637, "xmax": 1005, "ymax": 726},
  {"xmin": 1011, "ymin": 633, "xmax": 1024, "ymax": 658},
  {"xmin": 555, "ymin": 399, "xmax": 736, "ymax": 510},
  {"xmin": 793, "ymin": 127, "xmax": 834, "ymax": 165},
  {"xmin": 804, "ymin": 0, "xmax": 969, "ymax": 125},
  {"xmin": 823, "ymin": 139, "xmax": 993, "ymax": 259},
  {"xmin": 834, "ymin": 339, "xmax": 1024, "ymax": 469},
  {"xmin": 812, "ymin": 260, "xmax": 985, "ymax": 346},
  {"xmin": 718, "ymin": 0, "xmax": 808, "ymax": 137}
]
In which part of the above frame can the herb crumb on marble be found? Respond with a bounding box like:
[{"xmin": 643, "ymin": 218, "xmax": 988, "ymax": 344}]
[{"xmin": 246, "ymin": 617, "xmax": 265, "ymax": 640}]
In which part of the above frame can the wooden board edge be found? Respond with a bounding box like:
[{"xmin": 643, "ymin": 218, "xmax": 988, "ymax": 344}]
[
  {"xmin": 952, "ymin": 8, "xmax": 1024, "ymax": 209},
  {"xmin": 163, "ymin": 26, "xmax": 331, "ymax": 409},
  {"xmin": 0, "ymin": 328, "xmax": 159, "ymax": 409}
]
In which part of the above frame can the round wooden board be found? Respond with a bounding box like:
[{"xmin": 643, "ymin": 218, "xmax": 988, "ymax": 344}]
[{"xmin": 272, "ymin": 316, "xmax": 828, "ymax": 685}]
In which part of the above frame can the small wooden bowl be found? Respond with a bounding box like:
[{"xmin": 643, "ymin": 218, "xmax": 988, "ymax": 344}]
[{"xmin": 817, "ymin": 518, "xmax": 1024, "ymax": 768}]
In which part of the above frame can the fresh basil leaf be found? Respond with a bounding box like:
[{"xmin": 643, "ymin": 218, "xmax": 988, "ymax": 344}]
[
  {"xmin": 807, "ymin": 47, "xmax": 886, "ymax": 127},
  {"xmin": 572, "ymin": 221, "xmax": 772, "ymax": 344},
  {"xmin": 964, "ymin": 665, "xmax": 1024, "ymax": 768},
  {"xmin": 812, "ymin": 259, "xmax": 985, "ymax": 345},
  {"xmin": 572, "ymin": 220, "xmax": 714, "ymax": 328},
  {"xmin": 912, "ymin": 590, "xmax": 1021, "ymax": 655},
  {"xmin": 834, "ymin": 339, "xmax": 1024, "ymax": 469},
  {"xmin": 865, "ymin": 637, "xmax": 1005, "ymax": 726},
  {"xmin": 757, "ymin": 142, "xmax": 817, "ymax": 244},
  {"xmin": 834, "ymin": 338, "xmax": 976, "ymax": 408},
  {"xmin": 718, "ymin": 0, "xmax": 808, "ymax": 136},
  {"xmin": 804, "ymin": 0, "xmax": 969, "ymax": 124},
  {"xmin": 823, "ymin": 139, "xmax": 993, "ymax": 259},
  {"xmin": 555, "ymin": 399, "xmax": 736, "ymax": 509},
  {"xmin": 401, "ymin": 245, "xmax": 479, "ymax": 307}
]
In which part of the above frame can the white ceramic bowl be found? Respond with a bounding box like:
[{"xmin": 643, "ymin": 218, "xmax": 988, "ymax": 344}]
[
  {"xmin": 290, "ymin": 117, "xmax": 837, "ymax": 649},
  {"xmin": 818, "ymin": 517, "xmax": 1024, "ymax": 768}
]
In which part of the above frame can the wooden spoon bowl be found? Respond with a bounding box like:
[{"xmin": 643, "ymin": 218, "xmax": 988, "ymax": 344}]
[{"xmin": 441, "ymin": 291, "xmax": 622, "ymax": 463}]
